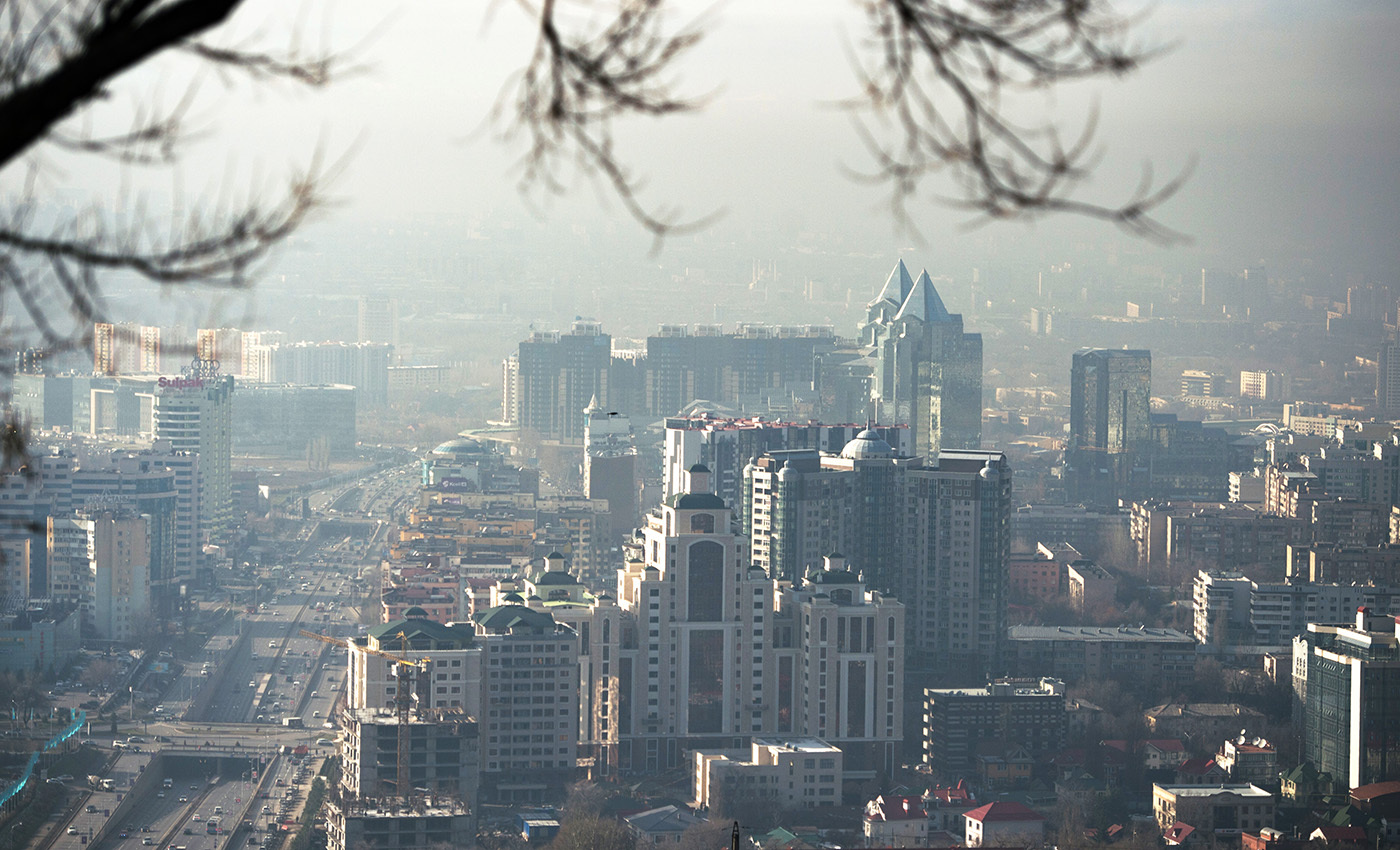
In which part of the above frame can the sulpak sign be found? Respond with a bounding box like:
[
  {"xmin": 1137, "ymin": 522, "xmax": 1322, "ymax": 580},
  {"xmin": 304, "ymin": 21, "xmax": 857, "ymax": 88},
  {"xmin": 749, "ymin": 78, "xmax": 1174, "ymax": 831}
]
[{"xmin": 159, "ymin": 357, "xmax": 221, "ymax": 390}]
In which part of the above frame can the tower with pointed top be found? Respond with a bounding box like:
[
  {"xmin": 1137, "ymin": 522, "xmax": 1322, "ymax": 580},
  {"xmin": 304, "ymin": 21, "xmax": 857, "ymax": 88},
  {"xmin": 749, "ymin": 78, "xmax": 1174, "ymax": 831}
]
[{"xmin": 863, "ymin": 261, "xmax": 982, "ymax": 458}]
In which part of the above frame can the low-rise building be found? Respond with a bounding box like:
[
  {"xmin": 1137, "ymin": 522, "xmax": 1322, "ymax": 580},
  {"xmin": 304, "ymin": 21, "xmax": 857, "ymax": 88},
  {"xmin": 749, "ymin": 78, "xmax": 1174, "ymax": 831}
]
[
  {"xmin": 326, "ymin": 798, "xmax": 474, "ymax": 850},
  {"xmin": 1216, "ymin": 735, "xmax": 1277, "ymax": 785},
  {"xmin": 963, "ymin": 801, "xmax": 1046, "ymax": 848},
  {"xmin": 625, "ymin": 805, "xmax": 706, "ymax": 846},
  {"xmin": 1152, "ymin": 784, "xmax": 1275, "ymax": 836},
  {"xmin": 862, "ymin": 795, "xmax": 928, "ymax": 848},
  {"xmin": 1067, "ymin": 560, "xmax": 1117, "ymax": 614},
  {"xmin": 694, "ymin": 738, "xmax": 844, "ymax": 812}
]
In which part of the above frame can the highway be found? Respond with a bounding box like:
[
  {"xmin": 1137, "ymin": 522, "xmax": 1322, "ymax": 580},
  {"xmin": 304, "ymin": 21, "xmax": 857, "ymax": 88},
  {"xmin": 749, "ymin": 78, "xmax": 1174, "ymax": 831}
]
[{"xmin": 35, "ymin": 459, "xmax": 404, "ymax": 850}]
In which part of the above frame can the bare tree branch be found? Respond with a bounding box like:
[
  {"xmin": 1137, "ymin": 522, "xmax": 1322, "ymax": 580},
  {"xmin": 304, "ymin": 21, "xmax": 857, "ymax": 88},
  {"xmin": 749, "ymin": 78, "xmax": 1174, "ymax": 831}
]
[
  {"xmin": 846, "ymin": 0, "xmax": 1187, "ymax": 242},
  {"xmin": 503, "ymin": 0, "xmax": 722, "ymax": 250}
]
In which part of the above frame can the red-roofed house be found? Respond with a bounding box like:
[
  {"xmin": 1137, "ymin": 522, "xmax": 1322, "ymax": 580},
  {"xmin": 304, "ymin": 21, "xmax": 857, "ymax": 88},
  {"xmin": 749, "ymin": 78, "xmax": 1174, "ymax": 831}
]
[
  {"xmin": 963, "ymin": 801, "xmax": 1046, "ymax": 848},
  {"xmin": 924, "ymin": 782, "xmax": 978, "ymax": 833},
  {"xmin": 863, "ymin": 795, "xmax": 929, "ymax": 848},
  {"xmin": 1309, "ymin": 826, "xmax": 1368, "ymax": 846},
  {"xmin": 1163, "ymin": 822, "xmax": 1196, "ymax": 846}
]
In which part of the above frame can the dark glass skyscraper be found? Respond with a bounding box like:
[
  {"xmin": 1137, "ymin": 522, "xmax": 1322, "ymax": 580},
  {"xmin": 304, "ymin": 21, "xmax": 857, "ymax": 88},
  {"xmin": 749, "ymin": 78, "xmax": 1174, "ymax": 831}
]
[{"xmin": 1067, "ymin": 348, "xmax": 1152, "ymax": 507}]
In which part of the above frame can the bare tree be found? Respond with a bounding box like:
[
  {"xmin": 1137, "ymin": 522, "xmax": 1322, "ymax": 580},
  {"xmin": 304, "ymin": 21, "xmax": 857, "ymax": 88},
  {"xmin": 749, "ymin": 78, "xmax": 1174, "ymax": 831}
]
[
  {"xmin": 0, "ymin": 0, "xmax": 1184, "ymax": 388},
  {"xmin": 508, "ymin": 0, "xmax": 1188, "ymax": 246}
]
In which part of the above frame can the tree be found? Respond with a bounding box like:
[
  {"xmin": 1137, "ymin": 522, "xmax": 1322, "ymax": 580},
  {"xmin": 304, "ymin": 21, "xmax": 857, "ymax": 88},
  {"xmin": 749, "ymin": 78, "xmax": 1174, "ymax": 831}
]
[
  {"xmin": 0, "ymin": 0, "xmax": 1183, "ymax": 435},
  {"xmin": 548, "ymin": 815, "xmax": 635, "ymax": 850}
]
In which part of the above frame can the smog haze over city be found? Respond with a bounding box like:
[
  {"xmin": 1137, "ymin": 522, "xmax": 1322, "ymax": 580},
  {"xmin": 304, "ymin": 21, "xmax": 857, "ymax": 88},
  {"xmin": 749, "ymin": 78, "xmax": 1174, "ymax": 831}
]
[{"xmin": 6, "ymin": 1, "xmax": 1400, "ymax": 849}]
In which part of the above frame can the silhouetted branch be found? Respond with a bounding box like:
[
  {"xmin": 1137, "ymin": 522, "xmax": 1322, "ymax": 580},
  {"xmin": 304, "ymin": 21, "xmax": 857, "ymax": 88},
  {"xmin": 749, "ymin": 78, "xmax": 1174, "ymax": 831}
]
[
  {"xmin": 847, "ymin": 0, "xmax": 1186, "ymax": 241},
  {"xmin": 505, "ymin": 0, "xmax": 720, "ymax": 249}
]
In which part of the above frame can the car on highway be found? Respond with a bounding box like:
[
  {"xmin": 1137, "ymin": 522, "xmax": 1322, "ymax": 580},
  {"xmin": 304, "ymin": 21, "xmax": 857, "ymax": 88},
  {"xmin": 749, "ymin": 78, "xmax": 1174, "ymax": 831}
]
[
  {"xmin": 179, "ymin": 796, "xmax": 189, "ymax": 803},
  {"xmin": 67, "ymin": 827, "xmax": 79, "ymax": 835}
]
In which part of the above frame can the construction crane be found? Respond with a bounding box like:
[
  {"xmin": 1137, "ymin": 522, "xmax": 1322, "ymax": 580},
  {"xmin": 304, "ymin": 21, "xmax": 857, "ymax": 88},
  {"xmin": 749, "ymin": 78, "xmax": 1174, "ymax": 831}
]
[{"xmin": 300, "ymin": 629, "xmax": 428, "ymax": 803}]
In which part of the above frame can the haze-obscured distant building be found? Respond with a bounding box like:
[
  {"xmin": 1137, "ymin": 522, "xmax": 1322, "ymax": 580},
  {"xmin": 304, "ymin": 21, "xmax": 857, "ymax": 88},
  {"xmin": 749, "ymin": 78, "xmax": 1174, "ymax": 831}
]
[{"xmin": 1066, "ymin": 348, "xmax": 1152, "ymax": 508}]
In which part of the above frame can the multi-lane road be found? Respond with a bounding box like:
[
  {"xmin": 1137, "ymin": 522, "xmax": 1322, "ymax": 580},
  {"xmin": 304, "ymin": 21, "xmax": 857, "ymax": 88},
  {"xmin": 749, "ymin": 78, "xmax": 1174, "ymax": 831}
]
[{"xmin": 36, "ymin": 463, "xmax": 404, "ymax": 850}]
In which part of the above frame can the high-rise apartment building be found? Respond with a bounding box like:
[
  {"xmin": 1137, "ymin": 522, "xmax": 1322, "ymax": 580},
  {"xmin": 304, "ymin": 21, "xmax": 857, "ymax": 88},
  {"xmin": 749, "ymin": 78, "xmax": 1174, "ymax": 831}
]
[
  {"xmin": 245, "ymin": 341, "xmax": 391, "ymax": 408},
  {"xmin": 154, "ymin": 374, "xmax": 232, "ymax": 540},
  {"xmin": 1067, "ymin": 348, "xmax": 1153, "ymax": 507},
  {"xmin": 92, "ymin": 322, "xmax": 140, "ymax": 376},
  {"xmin": 358, "ymin": 296, "xmax": 401, "ymax": 347},
  {"xmin": 581, "ymin": 465, "xmax": 905, "ymax": 776},
  {"xmin": 862, "ymin": 261, "xmax": 983, "ymax": 456},
  {"xmin": 79, "ymin": 505, "xmax": 151, "ymax": 642},
  {"xmin": 503, "ymin": 322, "xmax": 612, "ymax": 444},
  {"xmin": 663, "ymin": 415, "xmax": 911, "ymax": 516},
  {"xmin": 742, "ymin": 434, "xmax": 1012, "ymax": 673},
  {"xmin": 584, "ymin": 399, "xmax": 638, "ymax": 553},
  {"xmin": 1379, "ymin": 341, "xmax": 1400, "ymax": 416}
]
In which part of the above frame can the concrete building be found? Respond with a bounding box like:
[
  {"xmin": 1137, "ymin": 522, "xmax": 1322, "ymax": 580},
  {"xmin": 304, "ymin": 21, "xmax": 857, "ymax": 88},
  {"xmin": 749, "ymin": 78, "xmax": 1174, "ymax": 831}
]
[
  {"xmin": 472, "ymin": 602, "xmax": 580, "ymax": 799},
  {"xmin": 80, "ymin": 505, "xmax": 151, "ymax": 642},
  {"xmin": 589, "ymin": 466, "xmax": 905, "ymax": 777},
  {"xmin": 358, "ymin": 296, "xmax": 400, "ymax": 347},
  {"xmin": 922, "ymin": 679, "xmax": 1066, "ymax": 775},
  {"xmin": 326, "ymin": 799, "xmax": 474, "ymax": 850},
  {"xmin": 862, "ymin": 795, "xmax": 928, "ymax": 848},
  {"xmin": 1217, "ymin": 735, "xmax": 1278, "ymax": 785},
  {"xmin": 1195, "ymin": 569, "xmax": 1400, "ymax": 651},
  {"xmin": 693, "ymin": 738, "xmax": 844, "ymax": 811},
  {"xmin": 232, "ymin": 383, "xmax": 357, "ymax": 457},
  {"xmin": 1240, "ymin": 370, "xmax": 1283, "ymax": 402},
  {"xmin": 1294, "ymin": 608, "xmax": 1400, "ymax": 790},
  {"xmin": 862, "ymin": 260, "xmax": 983, "ymax": 456},
  {"xmin": 963, "ymin": 801, "xmax": 1046, "ymax": 848},
  {"xmin": 584, "ymin": 399, "xmax": 638, "ymax": 552},
  {"xmin": 742, "ymin": 438, "xmax": 1012, "ymax": 673},
  {"xmin": 1005, "ymin": 625, "xmax": 1197, "ymax": 691},
  {"xmin": 663, "ymin": 414, "xmax": 910, "ymax": 519},
  {"xmin": 1152, "ymin": 784, "xmax": 1275, "ymax": 836},
  {"xmin": 502, "ymin": 321, "xmax": 612, "ymax": 443},
  {"xmin": 154, "ymin": 372, "xmax": 232, "ymax": 538},
  {"xmin": 341, "ymin": 708, "xmax": 479, "ymax": 803},
  {"xmin": 247, "ymin": 340, "xmax": 391, "ymax": 409},
  {"xmin": 0, "ymin": 605, "xmax": 82, "ymax": 674},
  {"xmin": 1067, "ymin": 560, "xmax": 1117, "ymax": 615}
]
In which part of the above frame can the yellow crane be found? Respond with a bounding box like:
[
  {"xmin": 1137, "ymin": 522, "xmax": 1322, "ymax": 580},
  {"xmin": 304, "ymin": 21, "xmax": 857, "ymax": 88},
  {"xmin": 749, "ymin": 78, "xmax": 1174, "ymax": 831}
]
[{"xmin": 301, "ymin": 629, "xmax": 429, "ymax": 802}]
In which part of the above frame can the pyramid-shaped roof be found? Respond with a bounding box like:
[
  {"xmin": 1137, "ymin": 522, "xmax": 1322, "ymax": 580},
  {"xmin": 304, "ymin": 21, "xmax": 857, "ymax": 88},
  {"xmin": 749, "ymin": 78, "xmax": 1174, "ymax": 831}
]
[
  {"xmin": 873, "ymin": 260, "xmax": 916, "ymax": 306},
  {"xmin": 894, "ymin": 269, "xmax": 953, "ymax": 323}
]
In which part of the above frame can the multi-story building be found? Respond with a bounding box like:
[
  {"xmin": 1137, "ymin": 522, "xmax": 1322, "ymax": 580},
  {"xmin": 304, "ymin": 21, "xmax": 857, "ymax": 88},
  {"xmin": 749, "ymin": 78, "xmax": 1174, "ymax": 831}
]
[
  {"xmin": 1196, "ymin": 569, "xmax": 1400, "ymax": 651},
  {"xmin": 1181, "ymin": 371, "xmax": 1224, "ymax": 397},
  {"xmin": 1288, "ymin": 542, "xmax": 1400, "ymax": 584},
  {"xmin": 693, "ymin": 738, "xmax": 844, "ymax": 811},
  {"xmin": 663, "ymin": 414, "xmax": 910, "ymax": 519},
  {"xmin": 1294, "ymin": 608, "xmax": 1400, "ymax": 790},
  {"xmin": 503, "ymin": 322, "xmax": 612, "ymax": 443},
  {"xmin": 1011, "ymin": 504, "xmax": 1130, "ymax": 560},
  {"xmin": 1216, "ymin": 735, "xmax": 1277, "ymax": 785},
  {"xmin": 1008, "ymin": 543, "xmax": 1076, "ymax": 602},
  {"xmin": 246, "ymin": 341, "xmax": 391, "ymax": 409},
  {"xmin": 1066, "ymin": 348, "xmax": 1152, "ymax": 508},
  {"xmin": 862, "ymin": 261, "xmax": 983, "ymax": 456},
  {"xmin": 1130, "ymin": 500, "xmax": 1309, "ymax": 580},
  {"xmin": 586, "ymin": 465, "xmax": 905, "ymax": 777},
  {"xmin": 742, "ymin": 437, "xmax": 1011, "ymax": 672},
  {"xmin": 922, "ymin": 679, "xmax": 1067, "ymax": 775},
  {"xmin": 1379, "ymin": 341, "xmax": 1400, "ymax": 416},
  {"xmin": 341, "ymin": 708, "xmax": 479, "ymax": 803},
  {"xmin": 232, "ymin": 383, "xmax": 357, "ymax": 457},
  {"xmin": 584, "ymin": 400, "xmax": 638, "ymax": 557},
  {"xmin": 196, "ymin": 327, "xmax": 244, "ymax": 373},
  {"xmin": 1240, "ymin": 370, "xmax": 1282, "ymax": 402},
  {"xmin": 1004, "ymin": 625, "xmax": 1198, "ymax": 691},
  {"xmin": 79, "ymin": 505, "xmax": 151, "ymax": 642},
  {"xmin": 1152, "ymin": 784, "xmax": 1275, "ymax": 836},
  {"xmin": 325, "ymin": 800, "xmax": 474, "ymax": 850},
  {"xmin": 1067, "ymin": 560, "xmax": 1116, "ymax": 614},
  {"xmin": 358, "ymin": 296, "xmax": 400, "ymax": 347},
  {"xmin": 472, "ymin": 601, "xmax": 580, "ymax": 796},
  {"xmin": 154, "ymin": 373, "xmax": 231, "ymax": 539}
]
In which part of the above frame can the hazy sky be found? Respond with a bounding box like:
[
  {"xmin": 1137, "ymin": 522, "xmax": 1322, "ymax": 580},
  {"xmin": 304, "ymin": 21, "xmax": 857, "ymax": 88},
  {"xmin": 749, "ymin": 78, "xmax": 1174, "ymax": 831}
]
[{"xmin": 17, "ymin": 0, "xmax": 1400, "ymax": 292}]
